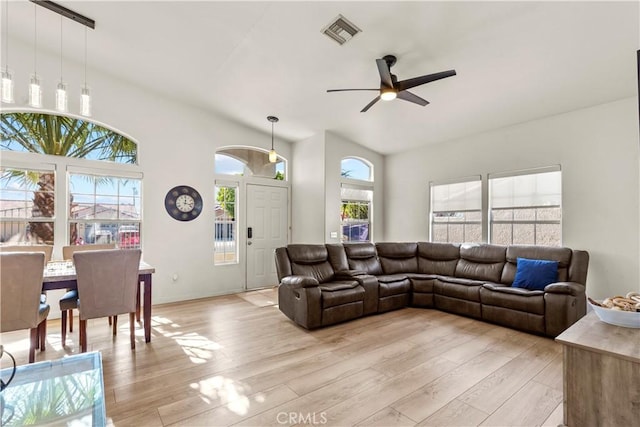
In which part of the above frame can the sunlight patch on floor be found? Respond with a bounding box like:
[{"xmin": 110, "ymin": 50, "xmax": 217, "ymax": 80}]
[{"xmin": 191, "ymin": 376, "xmax": 258, "ymax": 416}]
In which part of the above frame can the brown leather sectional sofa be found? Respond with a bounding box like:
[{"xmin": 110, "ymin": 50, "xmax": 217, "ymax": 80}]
[{"xmin": 275, "ymin": 242, "xmax": 589, "ymax": 337}]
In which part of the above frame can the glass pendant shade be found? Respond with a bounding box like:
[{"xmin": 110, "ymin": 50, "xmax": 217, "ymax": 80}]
[
  {"xmin": 80, "ymin": 86, "xmax": 91, "ymax": 116},
  {"xmin": 28, "ymin": 74, "xmax": 42, "ymax": 108},
  {"xmin": 55, "ymin": 81, "xmax": 68, "ymax": 112},
  {"xmin": 1, "ymin": 69, "xmax": 14, "ymax": 103},
  {"xmin": 269, "ymin": 149, "xmax": 277, "ymax": 163}
]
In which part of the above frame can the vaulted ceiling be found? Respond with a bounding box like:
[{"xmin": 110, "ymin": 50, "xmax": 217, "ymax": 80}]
[{"xmin": 6, "ymin": 1, "xmax": 639, "ymax": 154}]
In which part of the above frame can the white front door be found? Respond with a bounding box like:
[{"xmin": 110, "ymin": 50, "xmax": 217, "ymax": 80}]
[{"xmin": 246, "ymin": 184, "xmax": 288, "ymax": 290}]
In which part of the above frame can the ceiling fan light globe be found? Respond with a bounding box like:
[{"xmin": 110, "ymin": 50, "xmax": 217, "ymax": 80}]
[{"xmin": 380, "ymin": 90, "xmax": 397, "ymax": 101}]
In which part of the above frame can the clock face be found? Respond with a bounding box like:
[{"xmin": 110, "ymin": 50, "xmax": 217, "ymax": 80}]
[{"xmin": 164, "ymin": 186, "xmax": 203, "ymax": 221}]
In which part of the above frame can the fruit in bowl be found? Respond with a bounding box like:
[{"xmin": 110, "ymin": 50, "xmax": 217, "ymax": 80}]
[{"xmin": 587, "ymin": 292, "xmax": 640, "ymax": 328}]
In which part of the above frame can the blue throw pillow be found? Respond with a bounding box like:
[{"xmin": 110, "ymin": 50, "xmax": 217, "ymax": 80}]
[{"xmin": 512, "ymin": 258, "xmax": 558, "ymax": 291}]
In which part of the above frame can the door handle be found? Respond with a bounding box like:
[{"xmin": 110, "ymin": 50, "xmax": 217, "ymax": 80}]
[
  {"xmin": 248, "ymin": 227, "xmax": 253, "ymax": 239},
  {"xmin": 247, "ymin": 241, "xmax": 252, "ymax": 246}
]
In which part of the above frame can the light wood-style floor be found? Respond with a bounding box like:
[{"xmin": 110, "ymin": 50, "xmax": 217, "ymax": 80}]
[{"xmin": 1, "ymin": 288, "xmax": 565, "ymax": 426}]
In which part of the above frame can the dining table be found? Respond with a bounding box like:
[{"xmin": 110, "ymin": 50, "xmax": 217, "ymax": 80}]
[{"xmin": 42, "ymin": 260, "xmax": 156, "ymax": 343}]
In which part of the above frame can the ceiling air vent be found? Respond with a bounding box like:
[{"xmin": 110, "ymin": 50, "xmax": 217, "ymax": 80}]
[{"xmin": 322, "ymin": 14, "xmax": 361, "ymax": 45}]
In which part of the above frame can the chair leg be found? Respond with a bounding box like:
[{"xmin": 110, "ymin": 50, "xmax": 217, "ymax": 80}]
[
  {"xmin": 39, "ymin": 320, "xmax": 46, "ymax": 351},
  {"xmin": 112, "ymin": 315, "xmax": 118, "ymax": 336},
  {"xmin": 129, "ymin": 312, "xmax": 136, "ymax": 350},
  {"xmin": 61, "ymin": 310, "xmax": 68, "ymax": 347},
  {"xmin": 136, "ymin": 284, "xmax": 141, "ymax": 322},
  {"xmin": 69, "ymin": 309, "xmax": 73, "ymax": 332},
  {"xmin": 108, "ymin": 316, "xmax": 112, "ymax": 326},
  {"xmin": 29, "ymin": 327, "xmax": 37, "ymax": 363},
  {"xmin": 80, "ymin": 319, "xmax": 88, "ymax": 352}
]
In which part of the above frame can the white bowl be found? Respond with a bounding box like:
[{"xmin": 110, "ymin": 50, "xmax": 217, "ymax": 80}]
[{"xmin": 588, "ymin": 301, "xmax": 640, "ymax": 328}]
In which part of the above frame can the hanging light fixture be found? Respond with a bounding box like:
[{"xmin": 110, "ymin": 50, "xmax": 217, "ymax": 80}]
[
  {"xmin": 267, "ymin": 115, "xmax": 279, "ymax": 163},
  {"xmin": 54, "ymin": 15, "xmax": 68, "ymax": 112},
  {"xmin": 79, "ymin": 27, "xmax": 91, "ymax": 116},
  {"xmin": 1, "ymin": 0, "xmax": 14, "ymax": 104},
  {"xmin": 28, "ymin": 3, "xmax": 42, "ymax": 108},
  {"xmin": 23, "ymin": 1, "xmax": 95, "ymax": 113}
]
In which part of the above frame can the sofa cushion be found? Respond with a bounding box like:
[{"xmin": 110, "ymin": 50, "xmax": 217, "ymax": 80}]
[
  {"xmin": 320, "ymin": 281, "xmax": 364, "ymax": 308},
  {"xmin": 287, "ymin": 245, "xmax": 335, "ymax": 284},
  {"xmin": 455, "ymin": 244, "xmax": 506, "ymax": 283},
  {"xmin": 344, "ymin": 243, "xmax": 383, "ymax": 275},
  {"xmin": 376, "ymin": 242, "xmax": 418, "ymax": 274},
  {"xmin": 480, "ymin": 284, "xmax": 545, "ymax": 315},
  {"xmin": 511, "ymin": 258, "xmax": 558, "ymax": 291},
  {"xmin": 417, "ymin": 242, "xmax": 460, "ymax": 276},
  {"xmin": 379, "ymin": 277, "xmax": 411, "ymax": 297},
  {"xmin": 434, "ymin": 277, "xmax": 484, "ymax": 302},
  {"xmin": 501, "ymin": 245, "xmax": 571, "ymax": 284}
]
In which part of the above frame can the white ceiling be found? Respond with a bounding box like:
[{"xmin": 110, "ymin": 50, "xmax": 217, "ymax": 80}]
[{"xmin": 5, "ymin": 1, "xmax": 640, "ymax": 155}]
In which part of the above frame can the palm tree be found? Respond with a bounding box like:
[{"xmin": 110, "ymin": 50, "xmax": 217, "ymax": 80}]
[{"xmin": 0, "ymin": 112, "xmax": 137, "ymax": 244}]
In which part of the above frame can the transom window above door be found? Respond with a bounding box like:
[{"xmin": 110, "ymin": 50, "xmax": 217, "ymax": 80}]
[{"xmin": 215, "ymin": 147, "xmax": 286, "ymax": 180}]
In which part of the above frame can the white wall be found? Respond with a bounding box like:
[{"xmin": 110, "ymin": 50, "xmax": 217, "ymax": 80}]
[
  {"xmin": 384, "ymin": 98, "xmax": 639, "ymax": 300},
  {"xmin": 4, "ymin": 38, "xmax": 292, "ymax": 305},
  {"xmin": 291, "ymin": 133, "xmax": 325, "ymax": 243}
]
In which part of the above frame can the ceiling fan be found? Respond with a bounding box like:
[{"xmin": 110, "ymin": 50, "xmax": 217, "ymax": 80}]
[{"xmin": 327, "ymin": 55, "xmax": 456, "ymax": 112}]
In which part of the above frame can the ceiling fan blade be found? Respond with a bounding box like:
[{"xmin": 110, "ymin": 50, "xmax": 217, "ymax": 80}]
[
  {"xmin": 397, "ymin": 90, "xmax": 429, "ymax": 106},
  {"xmin": 327, "ymin": 89, "xmax": 380, "ymax": 92},
  {"xmin": 397, "ymin": 70, "xmax": 456, "ymax": 91},
  {"xmin": 376, "ymin": 58, "xmax": 394, "ymax": 88},
  {"xmin": 361, "ymin": 96, "xmax": 381, "ymax": 113}
]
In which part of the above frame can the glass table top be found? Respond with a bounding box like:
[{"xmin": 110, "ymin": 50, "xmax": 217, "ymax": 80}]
[{"xmin": 0, "ymin": 351, "xmax": 106, "ymax": 426}]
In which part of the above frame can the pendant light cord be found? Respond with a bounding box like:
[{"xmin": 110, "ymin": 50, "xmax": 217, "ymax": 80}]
[
  {"xmin": 33, "ymin": 4, "xmax": 37, "ymax": 74},
  {"xmin": 271, "ymin": 121, "xmax": 274, "ymax": 150},
  {"xmin": 59, "ymin": 15, "xmax": 63, "ymax": 81},
  {"xmin": 3, "ymin": 0, "xmax": 8, "ymax": 73},
  {"xmin": 84, "ymin": 27, "xmax": 87, "ymax": 86}
]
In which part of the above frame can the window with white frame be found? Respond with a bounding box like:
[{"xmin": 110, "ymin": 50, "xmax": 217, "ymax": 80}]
[
  {"xmin": 214, "ymin": 183, "xmax": 238, "ymax": 264},
  {"xmin": 489, "ymin": 167, "xmax": 561, "ymax": 246},
  {"xmin": 341, "ymin": 157, "xmax": 372, "ymax": 181},
  {"xmin": 68, "ymin": 171, "xmax": 142, "ymax": 248},
  {"xmin": 430, "ymin": 177, "xmax": 482, "ymax": 243},
  {"xmin": 1, "ymin": 111, "xmax": 140, "ymax": 250},
  {"xmin": 0, "ymin": 165, "xmax": 56, "ymax": 245},
  {"xmin": 341, "ymin": 183, "xmax": 372, "ymax": 242}
]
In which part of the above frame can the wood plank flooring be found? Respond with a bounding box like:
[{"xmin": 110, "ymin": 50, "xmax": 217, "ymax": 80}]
[{"xmin": 1, "ymin": 288, "xmax": 565, "ymax": 426}]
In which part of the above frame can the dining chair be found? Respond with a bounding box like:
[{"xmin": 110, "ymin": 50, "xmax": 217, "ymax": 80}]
[
  {"xmin": 0, "ymin": 252, "xmax": 50, "ymax": 363},
  {"xmin": 59, "ymin": 244, "xmax": 116, "ymax": 346},
  {"xmin": 0, "ymin": 244, "xmax": 53, "ymax": 262},
  {"xmin": 74, "ymin": 249, "xmax": 142, "ymax": 352}
]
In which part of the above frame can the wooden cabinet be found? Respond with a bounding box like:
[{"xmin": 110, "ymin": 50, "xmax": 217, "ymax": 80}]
[{"xmin": 556, "ymin": 311, "xmax": 640, "ymax": 427}]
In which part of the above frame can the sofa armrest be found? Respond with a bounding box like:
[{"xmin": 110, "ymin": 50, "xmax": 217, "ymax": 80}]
[
  {"xmin": 281, "ymin": 275, "xmax": 319, "ymax": 289},
  {"xmin": 544, "ymin": 282, "xmax": 585, "ymax": 296},
  {"xmin": 334, "ymin": 269, "xmax": 367, "ymax": 279}
]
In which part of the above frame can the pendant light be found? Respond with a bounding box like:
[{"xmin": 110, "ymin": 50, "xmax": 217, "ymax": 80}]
[
  {"xmin": 267, "ymin": 116, "xmax": 279, "ymax": 163},
  {"xmin": 55, "ymin": 15, "xmax": 68, "ymax": 112},
  {"xmin": 1, "ymin": 0, "xmax": 14, "ymax": 104},
  {"xmin": 28, "ymin": 3, "xmax": 42, "ymax": 108},
  {"xmin": 79, "ymin": 27, "xmax": 91, "ymax": 116}
]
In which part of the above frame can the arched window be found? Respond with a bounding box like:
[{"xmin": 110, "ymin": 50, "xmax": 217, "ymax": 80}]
[
  {"xmin": 1, "ymin": 112, "xmax": 141, "ymax": 248},
  {"xmin": 341, "ymin": 157, "xmax": 372, "ymax": 181},
  {"xmin": 340, "ymin": 157, "xmax": 374, "ymax": 242},
  {"xmin": 215, "ymin": 147, "xmax": 286, "ymax": 180}
]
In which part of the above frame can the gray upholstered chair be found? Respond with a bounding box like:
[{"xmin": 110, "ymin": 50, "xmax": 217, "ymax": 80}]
[
  {"xmin": 0, "ymin": 252, "xmax": 50, "ymax": 363},
  {"xmin": 74, "ymin": 249, "xmax": 142, "ymax": 352},
  {"xmin": 59, "ymin": 243, "xmax": 116, "ymax": 346},
  {"xmin": 0, "ymin": 244, "xmax": 53, "ymax": 262}
]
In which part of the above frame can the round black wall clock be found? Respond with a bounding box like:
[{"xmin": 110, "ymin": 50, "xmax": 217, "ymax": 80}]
[{"xmin": 164, "ymin": 185, "xmax": 203, "ymax": 221}]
